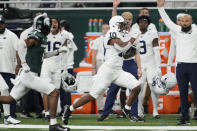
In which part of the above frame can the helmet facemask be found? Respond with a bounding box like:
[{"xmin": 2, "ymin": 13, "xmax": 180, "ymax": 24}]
[{"xmin": 61, "ymin": 72, "xmax": 77, "ymax": 92}]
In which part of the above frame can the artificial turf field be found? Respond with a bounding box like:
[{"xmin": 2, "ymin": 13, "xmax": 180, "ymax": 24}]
[{"xmin": 0, "ymin": 114, "xmax": 197, "ymax": 131}]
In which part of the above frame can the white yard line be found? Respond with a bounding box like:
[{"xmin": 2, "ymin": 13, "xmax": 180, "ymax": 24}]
[{"xmin": 0, "ymin": 124, "xmax": 197, "ymax": 130}]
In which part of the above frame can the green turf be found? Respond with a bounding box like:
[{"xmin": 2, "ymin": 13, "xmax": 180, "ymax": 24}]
[{"xmin": 0, "ymin": 114, "xmax": 197, "ymax": 131}]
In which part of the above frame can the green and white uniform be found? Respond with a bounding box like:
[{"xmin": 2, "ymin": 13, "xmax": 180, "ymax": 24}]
[
  {"xmin": 26, "ymin": 30, "xmax": 47, "ymax": 74},
  {"xmin": 10, "ymin": 29, "xmax": 55, "ymax": 100}
]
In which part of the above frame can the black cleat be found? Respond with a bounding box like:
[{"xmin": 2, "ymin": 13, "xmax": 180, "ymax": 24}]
[
  {"xmin": 62, "ymin": 105, "xmax": 72, "ymax": 125},
  {"xmin": 177, "ymin": 120, "xmax": 191, "ymax": 125},
  {"xmin": 116, "ymin": 112, "xmax": 126, "ymax": 118},
  {"xmin": 45, "ymin": 115, "xmax": 50, "ymax": 122},
  {"xmin": 136, "ymin": 116, "xmax": 145, "ymax": 122},
  {"xmin": 154, "ymin": 115, "xmax": 160, "ymax": 119},
  {"xmin": 49, "ymin": 124, "xmax": 70, "ymax": 131},
  {"xmin": 121, "ymin": 107, "xmax": 130, "ymax": 118},
  {"xmin": 176, "ymin": 116, "xmax": 181, "ymax": 120},
  {"xmin": 110, "ymin": 110, "xmax": 119, "ymax": 116},
  {"xmin": 97, "ymin": 115, "xmax": 108, "ymax": 121},
  {"xmin": 122, "ymin": 107, "xmax": 137, "ymax": 122},
  {"xmin": 193, "ymin": 109, "xmax": 197, "ymax": 120},
  {"xmin": 129, "ymin": 116, "xmax": 138, "ymax": 122}
]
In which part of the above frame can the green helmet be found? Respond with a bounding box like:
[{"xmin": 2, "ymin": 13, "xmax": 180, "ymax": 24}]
[{"xmin": 33, "ymin": 13, "xmax": 51, "ymax": 36}]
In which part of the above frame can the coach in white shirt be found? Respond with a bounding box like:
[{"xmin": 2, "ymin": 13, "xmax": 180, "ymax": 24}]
[
  {"xmin": 0, "ymin": 15, "xmax": 21, "ymax": 124},
  {"xmin": 158, "ymin": 0, "xmax": 197, "ymax": 125}
]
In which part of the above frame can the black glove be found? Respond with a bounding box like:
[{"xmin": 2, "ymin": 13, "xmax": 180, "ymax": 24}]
[{"xmin": 123, "ymin": 46, "xmax": 136, "ymax": 59}]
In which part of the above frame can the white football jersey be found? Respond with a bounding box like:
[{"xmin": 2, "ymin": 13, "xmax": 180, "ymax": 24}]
[
  {"xmin": 43, "ymin": 31, "xmax": 68, "ymax": 70},
  {"xmin": 91, "ymin": 35, "xmax": 105, "ymax": 60},
  {"xmin": 138, "ymin": 30, "xmax": 158, "ymax": 64},
  {"xmin": 131, "ymin": 23, "xmax": 157, "ymax": 33},
  {"xmin": 61, "ymin": 30, "xmax": 78, "ymax": 69},
  {"xmin": 20, "ymin": 26, "xmax": 33, "ymax": 40},
  {"xmin": 122, "ymin": 30, "xmax": 141, "ymax": 60},
  {"xmin": 0, "ymin": 29, "xmax": 19, "ymax": 74},
  {"xmin": 103, "ymin": 30, "xmax": 125, "ymax": 69},
  {"xmin": 0, "ymin": 74, "xmax": 9, "ymax": 90}
]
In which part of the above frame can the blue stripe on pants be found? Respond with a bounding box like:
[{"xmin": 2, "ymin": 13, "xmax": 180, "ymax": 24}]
[{"xmin": 102, "ymin": 59, "xmax": 138, "ymax": 116}]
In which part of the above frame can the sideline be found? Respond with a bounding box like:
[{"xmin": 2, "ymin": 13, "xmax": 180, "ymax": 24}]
[{"xmin": 0, "ymin": 124, "xmax": 197, "ymax": 130}]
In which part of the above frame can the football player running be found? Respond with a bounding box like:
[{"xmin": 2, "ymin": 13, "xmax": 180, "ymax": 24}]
[
  {"xmin": 62, "ymin": 15, "xmax": 141, "ymax": 125},
  {"xmin": 41, "ymin": 17, "xmax": 70, "ymax": 121},
  {"xmin": 97, "ymin": 0, "xmax": 142, "ymax": 122},
  {"xmin": 0, "ymin": 14, "xmax": 70, "ymax": 131},
  {"xmin": 136, "ymin": 16, "xmax": 162, "ymax": 119}
]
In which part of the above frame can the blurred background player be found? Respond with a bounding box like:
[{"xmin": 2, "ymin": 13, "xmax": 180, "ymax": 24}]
[
  {"xmin": 97, "ymin": 0, "xmax": 142, "ymax": 122},
  {"xmin": 41, "ymin": 17, "xmax": 70, "ymax": 121},
  {"xmin": 136, "ymin": 15, "xmax": 161, "ymax": 119},
  {"xmin": 0, "ymin": 14, "xmax": 21, "ymax": 124},
  {"xmin": 91, "ymin": 23, "xmax": 110, "ymax": 116},
  {"xmin": 58, "ymin": 19, "xmax": 78, "ymax": 117},
  {"xmin": 131, "ymin": 7, "xmax": 159, "ymax": 117}
]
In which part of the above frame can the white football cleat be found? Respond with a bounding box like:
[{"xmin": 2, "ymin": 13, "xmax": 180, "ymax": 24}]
[{"xmin": 4, "ymin": 116, "xmax": 21, "ymax": 125}]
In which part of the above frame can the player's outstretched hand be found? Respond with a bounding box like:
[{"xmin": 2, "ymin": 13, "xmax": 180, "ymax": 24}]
[
  {"xmin": 157, "ymin": 0, "xmax": 165, "ymax": 7},
  {"xmin": 113, "ymin": 0, "xmax": 121, "ymax": 8}
]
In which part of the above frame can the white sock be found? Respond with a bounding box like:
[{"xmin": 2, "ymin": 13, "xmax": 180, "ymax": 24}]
[
  {"xmin": 125, "ymin": 105, "xmax": 131, "ymax": 110},
  {"xmin": 150, "ymin": 84, "xmax": 159, "ymax": 116},
  {"xmin": 69, "ymin": 105, "xmax": 74, "ymax": 111},
  {"xmin": 45, "ymin": 111, "xmax": 50, "ymax": 116},
  {"xmin": 50, "ymin": 118, "xmax": 57, "ymax": 125},
  {"xmin": 1, "ymin": 89, "xmax": 10, "ymax": 116}
]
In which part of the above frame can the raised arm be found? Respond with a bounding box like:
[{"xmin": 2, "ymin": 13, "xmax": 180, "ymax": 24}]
[
  {"xmin": 152, "ymin": 38, "xmax": 161, "ymax": 73},
  {"xmin": 167, "ymin": 34, "xmax": 176, "ymax": 73},
  {"xmin": 157, "ymin": 0, "xmax": 179, "ymax": 33},
  {"xmin": 112, "ymin": 0, "xmax": 120, "ymax": 17}
]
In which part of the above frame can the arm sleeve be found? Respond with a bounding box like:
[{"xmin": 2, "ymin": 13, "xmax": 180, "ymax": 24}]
[
  {"xmin": 167, "ymin": 34, "xmax": 176, "ymax": 66},
  {"xmin": 17, "ymin": 40, "xmax": 27, "ymax": 63},
  {"xmin": 158, "ymin": 7, "xmax": 180, "ymax": 33},
  {"xmin": 153, "ymin": 46, "xmax": 161, "ymax": 68},
  {"xmin": 114, "ymin": 42, "xmax": 133, "ymax": 52},
  {"xmin": 149, "ymin": 23, "xmax": 158, "ymax": 32},
  {"xmin": 91, "ymin": 38, "xmax": 99, "ymax": 50},
  {"xmin": 129, "ymin": 29, "xmax": 141, "ymax": 39},
  {"xmin": 11, "ymin": 33, "xmax": 19, "ymax": 51}
]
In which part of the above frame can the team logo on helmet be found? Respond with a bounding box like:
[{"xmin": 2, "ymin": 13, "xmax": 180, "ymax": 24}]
[
  {"xmin": 161, "ymin": 72, "xmax": 177, "ymax": 89},
  {"xmin": 33, "ymin": 13, "xmax": 51, "ymax": 36},
  {"xmin": 152, "ymin": 74, "xmax": 169, "ymax": 95}
]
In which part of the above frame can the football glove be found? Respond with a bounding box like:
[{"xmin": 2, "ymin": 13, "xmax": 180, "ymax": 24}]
[
  {"xmin": 22, "ymin": 63, "xmax": 30, "ymax": 73},
  {"xmin": 123, "ymin": 45, "xmax": 136, "ymax": 59},
  {"xmin": 58, "ymin": 46, "xmax": 68, "ymax": 53}
]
